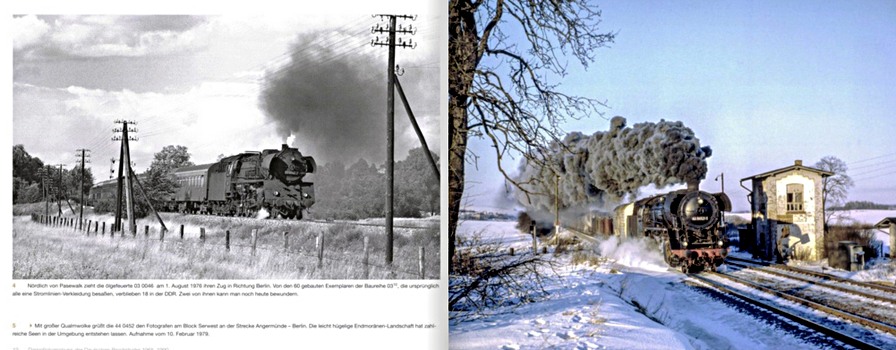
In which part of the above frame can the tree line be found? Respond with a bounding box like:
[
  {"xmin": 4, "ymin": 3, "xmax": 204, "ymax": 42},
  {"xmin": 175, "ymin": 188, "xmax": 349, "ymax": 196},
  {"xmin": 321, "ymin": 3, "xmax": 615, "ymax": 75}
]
[
  {"xmin": 15, "ymin": 144, "xmax": 439, "ymax": 220},
  {"xmin": 313, "ymin": 147, "xmax": 440, "ymax": 219},
  {"xmin": 13, "ymin": 144, "xmax": 95, "ymax": 205}
]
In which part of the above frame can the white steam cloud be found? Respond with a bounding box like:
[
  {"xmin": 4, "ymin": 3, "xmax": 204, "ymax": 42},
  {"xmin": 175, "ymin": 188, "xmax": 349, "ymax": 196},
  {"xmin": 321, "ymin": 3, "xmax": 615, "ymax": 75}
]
[{"xmin": 515, "ymin": 116, "xmax": 711, "ymax": 225}]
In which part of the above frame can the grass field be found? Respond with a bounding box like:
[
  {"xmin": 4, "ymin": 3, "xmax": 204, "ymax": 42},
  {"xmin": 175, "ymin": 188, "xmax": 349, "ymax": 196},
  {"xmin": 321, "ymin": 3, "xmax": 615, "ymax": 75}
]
[{"xmin": 12, "ymin": 211, "xmax": 440, "ymax": 280}]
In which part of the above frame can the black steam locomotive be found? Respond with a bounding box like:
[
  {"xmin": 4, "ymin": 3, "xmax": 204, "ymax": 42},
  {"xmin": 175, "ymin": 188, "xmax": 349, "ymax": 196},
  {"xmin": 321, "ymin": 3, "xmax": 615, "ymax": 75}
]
[
  {"xmin": 612, "ymin": 187, "xmax": 731, "ymax": 272},
  {"xmin": 91, "ymin": 144, "xmax": 315, "ymax": 219}
]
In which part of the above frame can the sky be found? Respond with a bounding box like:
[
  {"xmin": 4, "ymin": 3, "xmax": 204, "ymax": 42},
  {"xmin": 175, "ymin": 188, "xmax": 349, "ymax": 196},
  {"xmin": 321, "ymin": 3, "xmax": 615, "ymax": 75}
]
[
  {"xmin": 9, "ymin": 1, "xmax": 441, "ymax": 185},
  {"xmin": 463, "ymin": 0, "xmax": 896, "ymax": 213}
]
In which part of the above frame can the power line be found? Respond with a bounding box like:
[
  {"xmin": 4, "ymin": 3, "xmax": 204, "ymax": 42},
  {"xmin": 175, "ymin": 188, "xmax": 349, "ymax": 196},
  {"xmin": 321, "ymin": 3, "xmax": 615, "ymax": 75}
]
[
  {"xmin": 849, "ymin": 158, "xmax": 896, "ymax": 171},
  {"xmin": 846, "ymin": 152, "xmax": 896, "ymax": 166},
  {"xmin": 853, "ymin": 170, "xmax": 896, "ymax": 182},
  {"xmin": 851, "ymin": 162, "xmax": 896, "ymax": 178}
]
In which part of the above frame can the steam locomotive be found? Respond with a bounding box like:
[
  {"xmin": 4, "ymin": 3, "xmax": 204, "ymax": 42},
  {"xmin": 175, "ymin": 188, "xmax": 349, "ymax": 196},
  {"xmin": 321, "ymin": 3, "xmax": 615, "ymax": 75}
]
[
  {"xmin": 584, "ymin": 185, "xmax": 731, "ymax": 272},
  {"xmin": 90, "ymin": 144, "xmax": 316, "ymax": 219}
]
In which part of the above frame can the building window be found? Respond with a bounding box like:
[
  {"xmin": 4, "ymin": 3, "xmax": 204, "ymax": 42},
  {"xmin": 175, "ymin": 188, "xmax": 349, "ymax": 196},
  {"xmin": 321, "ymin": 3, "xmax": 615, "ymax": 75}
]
[{"xmin": 786, "ymin": 183, "xmax": 804, "ymax": 212}]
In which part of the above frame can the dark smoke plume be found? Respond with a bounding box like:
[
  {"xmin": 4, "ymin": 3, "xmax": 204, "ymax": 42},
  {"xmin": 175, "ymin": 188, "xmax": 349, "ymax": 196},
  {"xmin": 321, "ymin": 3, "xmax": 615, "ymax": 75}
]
[
  {"xmin": 259, "ymin": 30, "xmax": 439, "ymax": 165},
  {"xmin": 515, "ymin": 116, "xmax": 712, "ymax": 224}
]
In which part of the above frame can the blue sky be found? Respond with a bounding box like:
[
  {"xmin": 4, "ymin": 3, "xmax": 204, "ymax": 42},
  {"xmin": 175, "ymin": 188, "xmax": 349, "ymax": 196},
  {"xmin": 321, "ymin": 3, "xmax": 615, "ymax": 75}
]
[{"xmin": 464, "ymin": 0, "xmax": 896, "ymax": 212}]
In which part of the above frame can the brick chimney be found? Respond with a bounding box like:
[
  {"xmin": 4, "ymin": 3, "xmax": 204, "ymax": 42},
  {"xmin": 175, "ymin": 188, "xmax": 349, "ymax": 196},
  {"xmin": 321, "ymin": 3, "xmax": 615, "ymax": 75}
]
[{"xmin": 794, "ymin": 160, "xmax": 803, "ymax": 166}]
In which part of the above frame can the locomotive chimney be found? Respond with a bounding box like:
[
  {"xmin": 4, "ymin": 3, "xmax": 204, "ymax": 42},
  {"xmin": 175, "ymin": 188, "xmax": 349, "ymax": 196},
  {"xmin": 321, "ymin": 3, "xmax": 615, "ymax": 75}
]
[
  {"xmin": 282, "ymin": 144, "xmax": 289, "ymax": 151},
  {"xmin": 687, "ymin": 180, "xmax": 699, "ymax": 191}
]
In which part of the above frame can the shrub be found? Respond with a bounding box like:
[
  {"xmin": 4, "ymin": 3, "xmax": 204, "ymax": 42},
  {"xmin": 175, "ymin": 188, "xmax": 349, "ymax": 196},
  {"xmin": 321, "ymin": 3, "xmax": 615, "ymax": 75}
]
[{"xmin": 824, "ymin": 223, "xmax": 878, "ymax": 260}]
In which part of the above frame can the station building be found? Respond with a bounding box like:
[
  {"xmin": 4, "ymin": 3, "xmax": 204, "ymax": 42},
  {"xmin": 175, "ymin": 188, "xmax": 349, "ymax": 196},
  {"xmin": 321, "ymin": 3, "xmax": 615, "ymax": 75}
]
[{"xmin": 740, "ymin": 160, "xmax": 832, "ymax": 261}]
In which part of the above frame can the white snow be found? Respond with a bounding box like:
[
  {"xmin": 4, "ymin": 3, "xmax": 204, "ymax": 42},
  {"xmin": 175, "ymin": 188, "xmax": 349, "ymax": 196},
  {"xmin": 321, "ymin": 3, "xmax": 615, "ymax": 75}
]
[{"xmin": 450, "ymin": 219, "xmax": 896, "ymax": 349}]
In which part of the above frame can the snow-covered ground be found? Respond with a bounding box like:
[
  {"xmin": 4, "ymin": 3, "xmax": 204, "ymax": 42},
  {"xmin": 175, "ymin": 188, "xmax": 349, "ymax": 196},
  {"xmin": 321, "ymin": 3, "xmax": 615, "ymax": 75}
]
[{"xmin": 450, "ymin": 220, "xmax": 896, "ymax": 349}]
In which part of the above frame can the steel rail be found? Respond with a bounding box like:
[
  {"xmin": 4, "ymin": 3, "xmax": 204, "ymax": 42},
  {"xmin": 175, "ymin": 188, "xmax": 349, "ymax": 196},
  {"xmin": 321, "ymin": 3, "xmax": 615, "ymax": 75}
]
[
  {"xmin": 687, "ymin": 273, "xmax": 880, "ymax": 350},
  {"xmin": 727, "ymin": 256, "xmax": 896, "ymax": 294},
  {"xmin": 725, "ymin": 261, "xmax": 896, "ymax": 305},
  {"xmin": 708, "ymin": 271, "xmax": 896, "ymax": 338}
]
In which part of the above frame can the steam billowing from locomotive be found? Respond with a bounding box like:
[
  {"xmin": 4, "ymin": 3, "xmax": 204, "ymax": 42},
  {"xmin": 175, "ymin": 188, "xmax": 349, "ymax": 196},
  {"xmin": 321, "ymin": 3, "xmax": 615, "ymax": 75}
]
[
  {"xmin": 515, "ymin": 116, "xmax": 712, "ymax": 224},
  {"xmin": 259, "ymin": 29, "xmax": 439, "ymax": 165},
  {"xmin": 259, "ymin": 31, "xmax": 382, "ymax": 165}
]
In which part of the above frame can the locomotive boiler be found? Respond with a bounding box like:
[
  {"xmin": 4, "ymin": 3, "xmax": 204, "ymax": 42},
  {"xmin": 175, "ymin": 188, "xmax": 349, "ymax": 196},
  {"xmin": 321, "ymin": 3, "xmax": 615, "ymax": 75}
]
[
  {"xmin": 91, "ymin": 144, "xmax": 316, "ymax": 219},
  {"xmin": 612, "ymin": 185, "xmax": 732, "ymax": 272},
  {"xmin": 168, "ymin": 144, "xmax": 316, "ymax": 219}
]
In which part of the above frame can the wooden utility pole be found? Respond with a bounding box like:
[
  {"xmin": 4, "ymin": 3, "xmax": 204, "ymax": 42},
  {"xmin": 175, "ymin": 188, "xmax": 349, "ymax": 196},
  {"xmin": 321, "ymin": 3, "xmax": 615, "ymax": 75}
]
[
  {"xmin": 39, "ymin": 167, "xmax": 48, "ymax": 218},
  {"xmin": 113, "ymin": 120, "xmax": 138, "ymax": 234},
  {"xmin": 75, "ymin": 149, "xmax": 90, "ymax": 230},
  {"xmin": 130, "ymin": 166, "xmax": 166, "ymax": 232},
  {"xmin": 555, "ymin": 174, "xmax": 560, "ymax": 234},
  {"xmin": 54, "ymin": 164, "xmax": 65, "ymax": 216},
  {"xmin": 393, "ymin": 74, "xmax": 439, "ymax": 182},
  {"xmin": 372, "ymin": 13, "xmax": 415, "ymax": 264}
]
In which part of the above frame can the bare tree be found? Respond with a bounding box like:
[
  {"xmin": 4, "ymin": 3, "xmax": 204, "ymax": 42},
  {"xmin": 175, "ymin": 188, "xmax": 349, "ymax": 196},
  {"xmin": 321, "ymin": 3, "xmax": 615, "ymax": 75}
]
[
  {"xmin": 449, "ymin": 0, "xmax": 615, "ymax": 268},
  {"xmin": 814, "ymin": 156, "xmax": 854, "ymax": 228}
]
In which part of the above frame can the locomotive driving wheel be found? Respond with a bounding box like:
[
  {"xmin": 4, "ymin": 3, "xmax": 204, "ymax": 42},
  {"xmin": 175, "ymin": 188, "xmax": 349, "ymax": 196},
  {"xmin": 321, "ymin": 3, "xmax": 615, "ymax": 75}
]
[{"xmin": 662, "ymin": 239, "xmax": 677, "ymax": 267}]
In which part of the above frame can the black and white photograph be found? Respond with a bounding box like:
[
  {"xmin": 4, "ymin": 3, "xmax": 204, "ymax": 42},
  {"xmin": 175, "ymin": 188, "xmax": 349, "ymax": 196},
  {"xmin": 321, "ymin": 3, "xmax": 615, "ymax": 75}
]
[{"xmin": 12, "ymin": 10, "xmax": 441, "ymax": 280}]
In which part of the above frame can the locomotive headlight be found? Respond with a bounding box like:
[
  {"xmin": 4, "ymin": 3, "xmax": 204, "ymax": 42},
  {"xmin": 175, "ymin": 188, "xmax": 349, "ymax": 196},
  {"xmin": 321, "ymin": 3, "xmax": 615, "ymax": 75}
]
[
  {"xmin": 718, "ymin": 240, "xmax": 724, "ymax": 247},
  {"xmin": 273, "ymin": 191, "xmax": 280, "ymax": 197},
  {"xmin": 682, "ymin": 241, "xmax": 688, "ymax": 248},
  {"xmin": 303, "ymin": 193, "xmax": 310, "ymax": 198}
]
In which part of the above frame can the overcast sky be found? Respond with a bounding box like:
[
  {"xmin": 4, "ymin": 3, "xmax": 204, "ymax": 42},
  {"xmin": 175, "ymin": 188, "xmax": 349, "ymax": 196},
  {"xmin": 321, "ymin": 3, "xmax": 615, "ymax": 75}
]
[
  {"xmin": 11, "ymin": 2, "xmax": 440, "ymax": 184},
  {"xmin": 464, "ymin": 0, "xmax": 896, "ymax": 213}
]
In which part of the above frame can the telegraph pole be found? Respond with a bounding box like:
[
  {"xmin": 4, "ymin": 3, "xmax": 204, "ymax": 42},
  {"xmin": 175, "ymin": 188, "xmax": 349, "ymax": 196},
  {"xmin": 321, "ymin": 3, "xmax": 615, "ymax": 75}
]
[
  {"xmin": 76, "ymin": 149, "xmax": 90, "ymax": 230},
  {"xmin": 113, "ymin": 120, "xmax": 138, "ymax": 234},
  {"xmin": 372, "ymin": 13, "xmax": 415, "ymax": 265},
  {"xmin": 54, "ymin": 164, "xmax": 65, "ymax": 216},
  {"xmin": 39, "ymin": 167, "xmax": 48, "ymax": 218}
]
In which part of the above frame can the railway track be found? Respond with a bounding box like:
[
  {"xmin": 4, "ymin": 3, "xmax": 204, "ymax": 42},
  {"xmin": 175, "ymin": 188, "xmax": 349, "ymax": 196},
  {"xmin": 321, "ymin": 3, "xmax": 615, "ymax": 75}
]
[
  {"xmin": 686, "ymin": 273, "xmax": 882, "ymax": 349},
  {"xmin": 303, "ymin": 219, "xmax": 436, "ymax": 231},
  {"xmin": 163, "ymin": 212, "xmax": 436, "ymax": 231},
  {"xmin": 688, "ymin": 266, "xmax": 896, "ymax": 349},
  {"xmin": 725, "ymin": 260, "xmax": 896, "ymax": 305},
  {"xmin": 727, "ymin": 256, "xmax": 896, "ymax": 294}
]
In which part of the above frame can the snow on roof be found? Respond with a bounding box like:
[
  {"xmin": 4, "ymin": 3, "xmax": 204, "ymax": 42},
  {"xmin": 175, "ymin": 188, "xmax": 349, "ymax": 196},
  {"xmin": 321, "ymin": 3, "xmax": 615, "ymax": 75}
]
[
  {"xmin": 741, "ymin": 160, "xmax": 834, "ymax": 182},
  {"xmin": 874, "ymin": 217, "xmax": 896, "ymax": 229}
]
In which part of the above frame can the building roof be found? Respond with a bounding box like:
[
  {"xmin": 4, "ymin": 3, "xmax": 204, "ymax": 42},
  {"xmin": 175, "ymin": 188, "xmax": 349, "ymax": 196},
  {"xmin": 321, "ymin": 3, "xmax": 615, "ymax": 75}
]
[
  {"xmin": 874, "ymin": 217, "xmax": 896, "ymax": 229},
  {"xmin": 172, "ymin": 163, "xmax": 214, "ymax": 174},
  {"xmin": 741, "ymin": 160, "xmax": 834, "ymax": 182}
]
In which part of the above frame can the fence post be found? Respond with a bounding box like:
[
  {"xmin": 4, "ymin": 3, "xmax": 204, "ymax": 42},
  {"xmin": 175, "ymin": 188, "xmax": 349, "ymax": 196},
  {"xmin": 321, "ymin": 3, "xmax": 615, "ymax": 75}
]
[
  {"xmin": 363, "ymin": 236, "xmax": 370, "ymax": 279},
  {"xmin": 283, "ymin": 231, "xmax": 289, "ymax": 252},
  {"xmin": 225, "ymin": 230, "xmax": 230, "ymax": 251},
  {"xmin": 200, "ymin": 227, "xmax": 206, "ymax": 243},
  {"xmin": 419, "ymin": 246, "xmax": 425, "ymax": 279},
  {"xmin": 144, "ymin": 225, "xmax": 149, "ymax": 238},
  {"xmin": 317, "ymin": 233, "xmax": 324, "ymax": 269},
  {"xmin": 530, "ymin": 222, "xmax": 539, "ymax": 255},
  {"xmin": 101, "ymin": 222, "xmax": 105, "ymax": 236},
  {"xmin": 160, "ymin": 227, "xmax": 166, "ymax": 251},
  {"xmin": 180, "ymin": 225, "xmax": 184, "ymax": 240},
  {"xmin": 86, "ymin": 220, "xmax": 91, "ymax": 236},
  {"xmin": 251, "ymin": 229, "xmax": 258, "ymax": 256}
]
